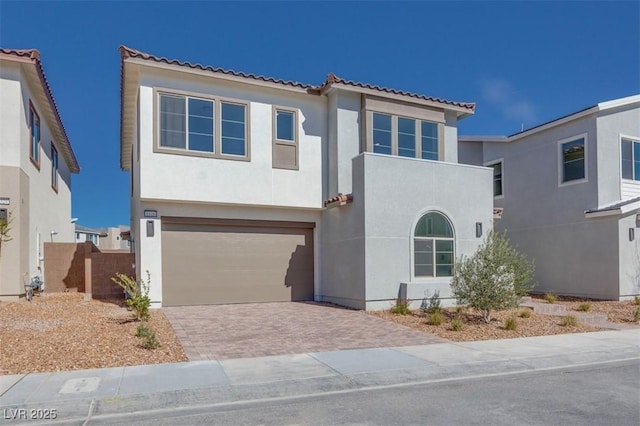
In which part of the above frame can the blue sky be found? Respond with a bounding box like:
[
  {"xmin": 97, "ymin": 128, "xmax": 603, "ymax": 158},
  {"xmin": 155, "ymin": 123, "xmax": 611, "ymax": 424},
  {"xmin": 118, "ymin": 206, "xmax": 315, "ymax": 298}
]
[{"xmin": 1, "ymin": 1, "xmax": 638, "ymax": 228}]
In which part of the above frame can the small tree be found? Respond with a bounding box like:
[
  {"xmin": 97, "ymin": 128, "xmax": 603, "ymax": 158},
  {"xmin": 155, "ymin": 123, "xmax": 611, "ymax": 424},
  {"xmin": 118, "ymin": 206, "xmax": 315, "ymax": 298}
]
[
  {"xmin": 0, "ymin": 211, "xmax": 13, "ymax": 258},
  {"xmin": 451, "ymin": 231, "xmax": 534, "ymax": 323},
  {"xmin": 111, "ymin": 271, "xmax": 151, "ymax": 321}
]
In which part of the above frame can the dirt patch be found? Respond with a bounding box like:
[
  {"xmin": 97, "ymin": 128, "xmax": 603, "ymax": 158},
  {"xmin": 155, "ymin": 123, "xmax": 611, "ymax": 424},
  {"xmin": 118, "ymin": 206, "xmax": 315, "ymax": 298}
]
[
  {"xmin": 0, "ymin": 293, "xmax": 187, "ymax": 376},
  {"xmin": 369, "ymin": 298, "xmax": 639, "ymax": 342}
]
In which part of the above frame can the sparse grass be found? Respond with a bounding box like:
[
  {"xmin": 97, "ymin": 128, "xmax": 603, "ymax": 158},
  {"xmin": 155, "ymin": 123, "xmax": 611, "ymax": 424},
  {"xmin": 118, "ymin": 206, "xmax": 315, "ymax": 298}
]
[
  {"xmin": 560, "ymin": 315, "xmax": 578, "ymax": 327},
  {"xmin": 544, "ymin": 292, "xmax": 557, "ymax": 304},
  {"xmin": 504, "ymin": 317, "xmax": 518, "ymax": 330},
  {"xmin": 426, "ymin": 310, "xmax": 443, "ymax": 326},
  {"xmin": 577, "ymin": 303, "xmax": 591, "ymax": 312},
  {"xmin": 634, "ymin": 296, "xmax": 640, "ymax": 306},
  {"xmin": 451, "ymin": 318, "xmax": 463, "ymax": 331},
  {"xmin": 390, "ymin": 298, "xmax": 410, "ymax": 315},
  {"xmin": 634, "ymin": 307, "xmax": 640, "ymax": 322},
  {"xmin": 518, "ymin": 309, "xmax": 532, "ymax": 318},
  {"xmin": 136, "ymin": 322, "xmax": 152, "ymax": 338},
  {"xmin": 141, "ymin": 330, "xmax": 160, "ymax": 349}
]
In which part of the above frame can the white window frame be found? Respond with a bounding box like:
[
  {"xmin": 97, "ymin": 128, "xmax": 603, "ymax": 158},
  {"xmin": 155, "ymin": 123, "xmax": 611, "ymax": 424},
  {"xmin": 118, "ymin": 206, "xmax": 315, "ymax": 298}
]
[
  {"xmin": 154, "ymin": 88, "xmax": 250, "ymax": 162},
  {"xmin": 411, "ymin": 210, "xmax": 456, "ymax": 280},
  {"xmin": 484, "ymin": 158, "xmax": 504, "ymax": 199},
  {"xmin": 557, "ymin": 133, "xmax": 588, "ymax": 187},
  {"xmin": 620, "ymin": 134, "xmax": 640, "ymax": 181}
]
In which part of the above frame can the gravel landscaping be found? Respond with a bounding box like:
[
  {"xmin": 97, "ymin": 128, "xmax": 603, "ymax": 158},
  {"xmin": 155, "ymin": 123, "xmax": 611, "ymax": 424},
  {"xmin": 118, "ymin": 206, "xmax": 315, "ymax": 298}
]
[
  {"xmin": 0, "ymin": 293, "xmax": 186, "ymax": 376},
  {"xmin": 369, "ymin": 298, "xmax": 640, "ymax": 342}
]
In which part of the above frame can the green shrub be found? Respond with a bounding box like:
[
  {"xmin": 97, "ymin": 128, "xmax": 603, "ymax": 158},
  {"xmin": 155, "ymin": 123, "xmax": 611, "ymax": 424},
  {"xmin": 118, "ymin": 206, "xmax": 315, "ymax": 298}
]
[
  {"xmin": 518, "ymin": 309, "xmax": 532, "ymax": 318},
  {"xmin": 422, "ymin": 290, "xmax": 442, "ymax": 314},
  {"xmin": 451, "ymin": 318, "xmax": 463, "ymax": 331},
  {"xmin": 390, "ymin": 298, "xmax": 410, "ymax": 315},
  {"xmin": 141, "ymin": 330, "xmax": 160, "ymax": 349},
  {"xmin": 451, "ymin": 231, "xmax": 535, "ymax": 323},
  {"xmin": 136, "ymin": 322, "xmax": 152, "ymax": 338},
  {"xmin": 560, "ymin": 315, "xmax": 578, "ymax": 327},
  {"xmin": 544, "ymin": 292, "xmax": 557, "ymax": 304},
  {"xmin": 111, "ymin": 271, "xmax": 151, "ymax": 321},
  {"xmin": 504, "ymin": 316, "xmax": 518, "ymax": 330},
  {"xmin": 634, "ymin": 307, "xmax": 640, "ymax": 322},
  {"xmin": 634, "ymin": 296, "xmax": 640, "ymax": 306},
  {"xmin": 427, "ymin": 311, "xmax": 443, "ymax": 326},
  {"xmin": 577, "ymin": 303, "xmax": 590, "ymax": 312}
]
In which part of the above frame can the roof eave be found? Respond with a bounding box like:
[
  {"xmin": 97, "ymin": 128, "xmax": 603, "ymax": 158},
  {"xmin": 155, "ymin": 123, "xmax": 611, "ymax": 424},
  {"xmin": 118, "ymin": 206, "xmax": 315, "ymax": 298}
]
[{"xmin": 321, "ymin": 82, "xmax": 475, "ymax": 116}]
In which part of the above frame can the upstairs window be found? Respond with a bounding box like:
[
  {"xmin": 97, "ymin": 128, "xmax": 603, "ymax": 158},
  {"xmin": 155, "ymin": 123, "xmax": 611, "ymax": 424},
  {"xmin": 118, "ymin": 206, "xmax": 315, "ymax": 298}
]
[
  {"xmin": 158, "ymin": 92, "xmax": 248, "ymax": 160},
  {"xmin": 486, "ymin": 160, "xmax": 503, "ymax": 197},
  {"xmin": 29, "ymin": 102, "xmax": 40, "ymax": 168},
  {"xmin": 51, "ymin": 144, "xmax": 58, "ymax": 192},
  {"xmin": 414, "ymin": 212, "xmax": 454, "ymax": 277},
  {"xmin": 371, "ymin": 112, "xmax": 439, "ymax": 160},
  {"xmin": 621, "ymin": 138, "xmax": 640, "ymax": 181},
  {"xmin": 273, "ymin": 107, "xmax": 298, "ymax": 170},
  {"xmin": 559, "ymin": 135, "xmax": 587, "ymax": 185}
]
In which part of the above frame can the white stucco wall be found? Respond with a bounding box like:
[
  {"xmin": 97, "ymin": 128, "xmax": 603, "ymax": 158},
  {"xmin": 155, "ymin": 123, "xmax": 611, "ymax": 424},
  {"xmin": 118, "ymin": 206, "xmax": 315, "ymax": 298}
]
[{"xmin": 0, "ymin": 61, "xmax": 74, "ymax": 296}]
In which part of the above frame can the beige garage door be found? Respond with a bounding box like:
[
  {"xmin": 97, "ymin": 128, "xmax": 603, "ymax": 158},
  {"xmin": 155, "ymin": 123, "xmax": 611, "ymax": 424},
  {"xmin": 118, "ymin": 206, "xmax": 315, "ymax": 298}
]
[{"xmin": 161, "ymin": 218, "xmax": 314, "ymax": 306}]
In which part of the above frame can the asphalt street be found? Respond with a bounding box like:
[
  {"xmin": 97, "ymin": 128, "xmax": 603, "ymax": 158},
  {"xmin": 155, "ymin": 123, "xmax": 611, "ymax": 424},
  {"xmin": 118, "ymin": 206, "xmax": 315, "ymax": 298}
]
[{"xmin": 84, "ymin": 360, "xmax": 640, "ymax": 425}]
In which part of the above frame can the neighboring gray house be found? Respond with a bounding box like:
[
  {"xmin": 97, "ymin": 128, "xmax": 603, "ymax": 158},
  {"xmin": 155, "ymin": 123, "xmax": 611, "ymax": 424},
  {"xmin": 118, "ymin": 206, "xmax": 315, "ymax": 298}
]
[
  {"xmin": 119, "ymin": 46, "xmax": 493, "ymax": 309},
  {"xmin": 75, "ymin": 225, "xmax": 106, "ymax": 246},
  {"xmin": 459, "ymin": 95, "xmax": 640, "ymax": 301}
]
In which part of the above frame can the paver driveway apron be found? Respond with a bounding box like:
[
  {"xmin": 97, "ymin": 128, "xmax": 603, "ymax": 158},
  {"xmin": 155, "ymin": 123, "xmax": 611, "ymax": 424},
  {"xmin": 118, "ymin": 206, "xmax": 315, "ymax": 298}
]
[{"xmin": 164, "ymin": 302, "xmax": 446, "ymax": 361}]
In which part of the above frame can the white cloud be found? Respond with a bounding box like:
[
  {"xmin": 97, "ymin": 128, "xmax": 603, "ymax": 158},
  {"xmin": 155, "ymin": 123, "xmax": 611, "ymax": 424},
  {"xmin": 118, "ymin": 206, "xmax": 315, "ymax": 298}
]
[{"xmin": 480, "ymin": 79, "xmax": 538, "ymax": 127}]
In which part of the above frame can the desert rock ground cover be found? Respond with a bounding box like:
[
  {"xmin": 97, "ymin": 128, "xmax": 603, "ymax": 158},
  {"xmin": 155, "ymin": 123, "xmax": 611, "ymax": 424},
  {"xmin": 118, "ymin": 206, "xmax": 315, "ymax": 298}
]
[
  {"xmin": 0, "ymin": 293, "xmax": 186, "ymax": 375},
  {"xmin": 370, "ymin": 297, "xmax": 640, "ymax": 342}
]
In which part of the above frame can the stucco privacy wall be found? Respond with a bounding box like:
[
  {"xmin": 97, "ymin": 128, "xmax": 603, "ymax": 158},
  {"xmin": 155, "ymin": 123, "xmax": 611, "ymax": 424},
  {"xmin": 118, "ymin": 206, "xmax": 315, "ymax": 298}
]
[
  {"xmin": 136, "ymin": 203, "xmax": 321, "ymax": 306},
  {"xmin": 596, "ymin": 106, "xmax": 640, "ymax": 203},
  {"xmin": 355, "ymin": 153, "xmax": 493, "ymax": 309},
  {"xmin": 137, "ymin": 69, "xmax": 326, "ymax": 208}
]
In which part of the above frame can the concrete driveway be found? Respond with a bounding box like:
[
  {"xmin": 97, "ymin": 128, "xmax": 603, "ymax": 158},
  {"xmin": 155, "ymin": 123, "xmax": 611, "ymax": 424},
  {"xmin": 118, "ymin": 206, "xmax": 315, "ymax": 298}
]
[{"xmin": 163, "ymin": 302, "xmax": 447, "ymax": 361}]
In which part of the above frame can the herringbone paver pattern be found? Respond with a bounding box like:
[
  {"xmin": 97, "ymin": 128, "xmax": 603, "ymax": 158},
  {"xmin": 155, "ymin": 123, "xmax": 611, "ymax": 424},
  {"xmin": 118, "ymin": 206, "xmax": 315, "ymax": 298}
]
[{"xmin": 164, "ymin": 302, "xmax": 447, "ymax": 361}]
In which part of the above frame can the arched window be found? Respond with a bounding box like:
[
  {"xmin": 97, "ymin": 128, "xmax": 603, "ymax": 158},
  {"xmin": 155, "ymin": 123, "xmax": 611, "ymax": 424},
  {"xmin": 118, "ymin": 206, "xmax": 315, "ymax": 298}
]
[{"xmin": 414, "ymin": 212, "xmax": 454, "ymax": 277}]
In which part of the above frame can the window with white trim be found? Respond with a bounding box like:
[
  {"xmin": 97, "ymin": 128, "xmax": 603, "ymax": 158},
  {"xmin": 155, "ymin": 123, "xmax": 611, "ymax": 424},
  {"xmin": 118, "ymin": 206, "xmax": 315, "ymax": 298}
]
[
  {"xmin": 621, "ymin": 138, "xmax": 640, "ymax": 180},
  {"xmin": 158, "ymin": 93, "xmax": 248, "ymax": 158},
  {"xmin": 371, "ymin": 112, "xmax": 439, "ymax": 160},
  {"xmin": 560, "ymin": 137, "xmax": 586, "ymax": 183},
  {"xmin": 490, "ymin": 161, "xmax": 503, "ymax": 197},
  {"xmin": 414, "ymin": 212, "xmax": 454, "ymax": 277}
]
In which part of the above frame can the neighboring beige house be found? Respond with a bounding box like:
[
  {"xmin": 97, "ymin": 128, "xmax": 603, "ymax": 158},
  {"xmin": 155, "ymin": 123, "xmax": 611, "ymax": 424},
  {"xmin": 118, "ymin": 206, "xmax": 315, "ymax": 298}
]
[
  {"xmin": 120, "ymin": 46, "xmax": 493, "ymax": 309},
  {"xmin": 98, "ymin": 225, "xmax": 130, "ymax": 251},
  {"xmin": 0, "ymin": 48, "xmax": 80, "ymax": 299}
]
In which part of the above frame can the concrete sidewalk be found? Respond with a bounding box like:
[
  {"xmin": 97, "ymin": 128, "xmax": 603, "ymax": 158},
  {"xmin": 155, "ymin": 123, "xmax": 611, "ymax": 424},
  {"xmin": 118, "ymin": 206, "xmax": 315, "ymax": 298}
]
[{"xmin": 1, "ymin": 329, "xmax": 639, "ymax": 424}]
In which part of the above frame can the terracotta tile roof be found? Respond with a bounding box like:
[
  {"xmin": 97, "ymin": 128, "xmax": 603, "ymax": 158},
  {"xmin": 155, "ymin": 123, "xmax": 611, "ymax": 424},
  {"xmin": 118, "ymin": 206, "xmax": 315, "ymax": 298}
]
[
  {"xmin": 0, "ymin": 48, "xmax": 80, "ymax": 173},
  {"xmin": 324, "ymin": 193, "xmax": 353, "ymax": 208},
  {"xmin": 119, "ymin": 46, "xmax": 317, "ymax": 91},
  {"xmin": 320, "ymin": 73, "xmax": 476, "ymax": 112}
]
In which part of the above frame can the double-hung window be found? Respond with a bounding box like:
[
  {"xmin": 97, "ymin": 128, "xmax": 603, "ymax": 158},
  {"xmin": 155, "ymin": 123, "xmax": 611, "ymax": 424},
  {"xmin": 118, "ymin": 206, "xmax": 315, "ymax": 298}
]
[
  {"xmin": 371, "ymin": 112, "xmax": 440, "ymax": 160},
  {"xmin": 621, "ymin": 138, "xmax": 640, "ymax": 181},
  {"xmin": 273, "ymin": 107, "xmax": 298, "ymax": 169},
  {"xmin": 51, "ymin": 144, "xmax": 58, "ymax": 192},
  {"xmin": 29, "ymin": 102, "xmax": 40, "ymax": 168},
  {"xmin": 559, "ymin": 135, "xmax": 587, "ymax": 185},
  {"xmin": 414, "ymin": 212, "xmax": 454, "ymax": 277},
  {"xmin": 158, "ymin": 92, "xmax": 248, "ymax": 159}
]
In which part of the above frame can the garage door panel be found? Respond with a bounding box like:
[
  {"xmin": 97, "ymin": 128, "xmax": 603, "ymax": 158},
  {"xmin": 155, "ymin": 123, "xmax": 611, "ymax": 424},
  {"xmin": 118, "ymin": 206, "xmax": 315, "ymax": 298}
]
[{"xmin": 161, "ymin": 221, "xmax": 314, "ymax": 306}]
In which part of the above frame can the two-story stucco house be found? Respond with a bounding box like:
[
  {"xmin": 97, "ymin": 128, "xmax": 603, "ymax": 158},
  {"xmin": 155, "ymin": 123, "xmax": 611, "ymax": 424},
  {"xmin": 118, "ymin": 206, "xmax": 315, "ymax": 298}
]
[
  {"xmin": 0, "ymin": 48, "xmax": 80, "ymax": 299},
  {"xmin": 459, "ymin": 95, "xmax": 640, "ymax": 300},
  {"xmin": 120, "ymin": 46, "xmax": 493, "ymax": 309}
]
